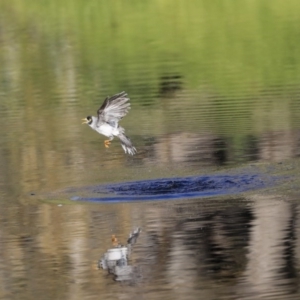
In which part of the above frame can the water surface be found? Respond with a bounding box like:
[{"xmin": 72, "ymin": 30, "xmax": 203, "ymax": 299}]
[{"xmin": 1, "ymin": 1, "xmax": 300, "ymax": 299}]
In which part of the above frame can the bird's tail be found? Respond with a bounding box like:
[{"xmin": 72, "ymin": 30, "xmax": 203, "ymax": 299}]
[{"xmin": 118, "ymin": 131, "xmax": 137, "ymax": 155}]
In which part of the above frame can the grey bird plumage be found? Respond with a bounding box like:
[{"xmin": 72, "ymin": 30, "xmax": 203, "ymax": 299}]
[{"xmin": 82, "ymin": 92, "xmax": 137, "ymax": 155}]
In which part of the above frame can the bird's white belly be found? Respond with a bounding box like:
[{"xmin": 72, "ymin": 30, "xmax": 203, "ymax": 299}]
[{"xmin": 95, "ymin": 123, "xmax": 119, "ymax": 137}]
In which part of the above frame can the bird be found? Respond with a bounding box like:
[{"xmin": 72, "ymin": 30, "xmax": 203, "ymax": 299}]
[{"xmin": 82, "ymin": 91, "xmax": 137, "ymax": 155}]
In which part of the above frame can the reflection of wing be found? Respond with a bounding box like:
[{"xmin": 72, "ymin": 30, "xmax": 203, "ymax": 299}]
[{"xmin": 97, "ymin": 92, "xmax": 131, "ymax": 127}]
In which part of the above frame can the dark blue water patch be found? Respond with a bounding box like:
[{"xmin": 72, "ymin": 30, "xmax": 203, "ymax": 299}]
[{"xmin": 70, "ymin": 173, "xmax": 277, "ymax": 203}]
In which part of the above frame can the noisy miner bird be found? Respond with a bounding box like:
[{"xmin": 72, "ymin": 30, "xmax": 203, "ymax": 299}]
[{"xmin": 82, "ymin": 91, "xmax": 137, "ymax": 155}]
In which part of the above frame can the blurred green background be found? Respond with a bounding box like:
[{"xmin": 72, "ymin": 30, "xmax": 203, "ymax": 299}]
[{"xmin": 2, "ymin": 0, "xmax": 300, "ymax": 97}]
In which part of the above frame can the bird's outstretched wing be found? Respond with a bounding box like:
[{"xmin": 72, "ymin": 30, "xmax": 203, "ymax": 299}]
[{"xmin": 96, "ymin": 91, "xmax": 131, "ymax": 127}]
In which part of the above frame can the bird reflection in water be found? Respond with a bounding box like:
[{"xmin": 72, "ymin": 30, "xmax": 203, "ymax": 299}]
[{"xmin": 99, "ymin": 228, "xmax": 141, "ymax": 281}]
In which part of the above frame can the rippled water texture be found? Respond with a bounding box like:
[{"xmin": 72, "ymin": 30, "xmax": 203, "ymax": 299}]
[
  {"xmin": 1, "ymin": 1, "xmax": 300, "ymax": 299},
  {"xmin": 68, "ymin": 172, "xmax": 274, "ymax": 202}
]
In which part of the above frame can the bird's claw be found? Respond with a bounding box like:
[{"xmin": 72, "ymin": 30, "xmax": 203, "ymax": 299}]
[
  {"xmin": 104, "ymin": 140, "xmax": 111, "ymax": 148},
  {"xmin": 111, "ymin": 235, "xmax": 119, "ymax": 247}
]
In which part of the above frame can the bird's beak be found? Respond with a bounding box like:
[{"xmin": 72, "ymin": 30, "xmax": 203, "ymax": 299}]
[{"xmin": 82, "ymin": 118, "xmax": 88, "ymax": 124}]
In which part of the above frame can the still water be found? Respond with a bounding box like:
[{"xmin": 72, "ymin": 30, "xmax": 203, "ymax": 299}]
[{"xmin": 1, "ymin": 1, "xmax": 300, "ymax": 299}]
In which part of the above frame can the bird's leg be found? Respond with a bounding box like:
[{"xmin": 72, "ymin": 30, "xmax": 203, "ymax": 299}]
[
  {"xmin": 111, "ymin": 235, "xmax": 119, "ymax": 247},
  {"xmin": 104, "ymin": 137, "xmax": 113, "ymax": 148},
  {"xmin": 104, "ymin": 140, "xmax": 111, "ymax": 148}
]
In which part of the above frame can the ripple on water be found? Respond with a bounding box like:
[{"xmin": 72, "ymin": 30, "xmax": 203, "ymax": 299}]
[{"xmin": 68, "ymin": 173, "xmax": 278, "ymax": 203}]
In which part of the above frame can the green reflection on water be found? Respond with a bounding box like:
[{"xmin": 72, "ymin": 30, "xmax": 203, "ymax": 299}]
[{"xmin": 1, "ymin": 0, "xmax": 300, "ymax": 97}]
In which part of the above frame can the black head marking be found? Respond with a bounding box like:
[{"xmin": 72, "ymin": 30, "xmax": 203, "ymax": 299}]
[{"xmin": 86, "ymin": 116, "xmax": 93, "ymax": 125}]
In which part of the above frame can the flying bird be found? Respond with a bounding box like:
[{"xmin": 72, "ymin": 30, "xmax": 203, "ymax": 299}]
[{"xmin": 82, "ymin": 91, "xmax": 137, "ymax": 155}]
